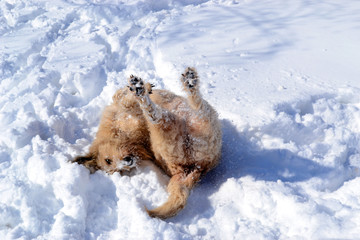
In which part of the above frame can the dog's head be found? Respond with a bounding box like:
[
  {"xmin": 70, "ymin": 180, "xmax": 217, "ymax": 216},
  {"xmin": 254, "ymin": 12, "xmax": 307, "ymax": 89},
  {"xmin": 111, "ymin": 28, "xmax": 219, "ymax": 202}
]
[{"xmin": 73, "ymin": 139, "xmax": 153, "ymax": 174}]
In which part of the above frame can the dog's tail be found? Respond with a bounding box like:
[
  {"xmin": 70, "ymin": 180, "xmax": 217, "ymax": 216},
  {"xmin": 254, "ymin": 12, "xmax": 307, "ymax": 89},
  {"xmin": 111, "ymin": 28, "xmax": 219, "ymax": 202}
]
[{"xmin": 146, "ymin": 170, "xmax": 201, "ymax": 219}]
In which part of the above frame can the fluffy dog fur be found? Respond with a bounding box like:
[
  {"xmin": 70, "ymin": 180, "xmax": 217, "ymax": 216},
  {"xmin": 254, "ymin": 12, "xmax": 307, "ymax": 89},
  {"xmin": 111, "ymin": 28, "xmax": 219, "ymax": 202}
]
[{"xmin": 73, "ymin": 67, "xmax": 222, "ymax": 219}]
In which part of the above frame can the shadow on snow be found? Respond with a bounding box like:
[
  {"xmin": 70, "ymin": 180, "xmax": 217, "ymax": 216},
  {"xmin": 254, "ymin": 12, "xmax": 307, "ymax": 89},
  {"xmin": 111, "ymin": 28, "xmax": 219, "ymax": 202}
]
[{"xmin": 170, "ymin": 119, "xmax": 333, "ymax": 222}]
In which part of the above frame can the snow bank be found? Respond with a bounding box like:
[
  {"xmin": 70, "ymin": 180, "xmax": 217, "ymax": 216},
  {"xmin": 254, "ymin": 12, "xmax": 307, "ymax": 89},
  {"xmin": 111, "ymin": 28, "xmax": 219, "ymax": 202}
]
[{"xmin": 1, "ymin": 0, "xmax": 360, "ymax": 239}]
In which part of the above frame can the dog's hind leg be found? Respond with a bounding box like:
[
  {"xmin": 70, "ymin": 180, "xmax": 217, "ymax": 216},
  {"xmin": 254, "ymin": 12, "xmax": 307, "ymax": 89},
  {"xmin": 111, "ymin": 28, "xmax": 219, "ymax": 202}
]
[
  {"xmin": 180, "ymin": 67, "xmax": 206, "ymax": 111},
  {"xmin": 181, "ymin": 67, "xmax": 222, "ymax": 146}
]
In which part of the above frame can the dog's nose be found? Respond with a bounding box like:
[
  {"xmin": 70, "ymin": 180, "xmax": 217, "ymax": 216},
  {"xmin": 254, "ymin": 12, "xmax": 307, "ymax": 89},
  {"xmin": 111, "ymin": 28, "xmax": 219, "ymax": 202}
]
[{"xmin": 123, "ymin": 156, "xmax": 133, "ymax": 166}]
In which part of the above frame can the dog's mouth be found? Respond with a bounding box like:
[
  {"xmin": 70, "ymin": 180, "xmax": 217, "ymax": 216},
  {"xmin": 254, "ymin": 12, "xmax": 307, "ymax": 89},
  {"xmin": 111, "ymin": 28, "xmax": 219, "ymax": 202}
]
[
  {"xmin": 108, "ymin": 167, "xmax": 137, "ymax": 176},
  {"xmin": 118, "ymin": 167, "xmax": 138, "ymax": 176}
]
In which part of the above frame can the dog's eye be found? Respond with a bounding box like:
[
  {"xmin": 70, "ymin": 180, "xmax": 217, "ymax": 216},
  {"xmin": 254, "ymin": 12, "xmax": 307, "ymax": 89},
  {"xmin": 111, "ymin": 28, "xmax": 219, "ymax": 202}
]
[
  {"xmin": 123, "ymin": 156, "xmax": 133, "ymax": 166},
  {"xmin": 105, "ymin": 158, "xmax": 112, "ymax": 165}
]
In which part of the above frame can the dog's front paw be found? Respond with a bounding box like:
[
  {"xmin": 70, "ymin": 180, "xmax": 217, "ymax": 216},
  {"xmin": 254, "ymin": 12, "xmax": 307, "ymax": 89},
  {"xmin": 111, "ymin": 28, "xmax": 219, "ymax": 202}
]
[
  {"xmin": 128, "ymin": 75, "xmax": 146, "ymax": 96},
  {"xmin": 128, "ymin": 75, "xmax": 154, "ymax": 97},
  {"xmin": 181, "ymin": 67, "xmax": 199, "ymax": 91}
]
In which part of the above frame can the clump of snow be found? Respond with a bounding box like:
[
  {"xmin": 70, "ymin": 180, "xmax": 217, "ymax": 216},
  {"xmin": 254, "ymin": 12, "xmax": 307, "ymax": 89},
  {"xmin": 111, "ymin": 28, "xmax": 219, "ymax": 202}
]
[{"xmin": 1, "ymin": 0, "xmax": 360, "ymax": 239}]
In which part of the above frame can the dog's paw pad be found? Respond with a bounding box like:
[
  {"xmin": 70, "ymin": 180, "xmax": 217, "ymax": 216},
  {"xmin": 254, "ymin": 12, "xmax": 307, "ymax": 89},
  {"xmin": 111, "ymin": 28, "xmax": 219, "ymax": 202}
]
[
  {"xmin": 181, "ymin": 67, "xmax": 199, "ymax": 90},
  {"xmin": 128, "ymin": 75, "xmax": 145, "ymax": 96}
]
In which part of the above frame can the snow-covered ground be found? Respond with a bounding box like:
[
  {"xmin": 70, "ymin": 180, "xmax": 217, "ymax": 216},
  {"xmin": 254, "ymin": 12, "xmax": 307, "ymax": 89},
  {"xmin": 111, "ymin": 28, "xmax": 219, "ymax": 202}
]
[{"xmin": 1, "ymin": 0, "xmax": 360, "ymax": 239}]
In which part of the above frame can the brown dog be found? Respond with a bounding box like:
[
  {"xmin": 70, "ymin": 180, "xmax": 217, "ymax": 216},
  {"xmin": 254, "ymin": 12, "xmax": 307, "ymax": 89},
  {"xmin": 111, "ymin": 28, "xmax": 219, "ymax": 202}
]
[{"xmin": 73, "ymin": 67, "xmax": 222, "ymax": 219}]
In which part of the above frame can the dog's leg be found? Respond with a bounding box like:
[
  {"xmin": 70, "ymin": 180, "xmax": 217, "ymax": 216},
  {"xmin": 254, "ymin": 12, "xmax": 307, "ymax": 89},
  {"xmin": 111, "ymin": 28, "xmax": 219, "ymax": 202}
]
[
  {"xmin": 181, "ymin": 67, "xmax": 205, "ymax": 111},
  {"xmin": 181, "ymin": 67, "xmax": 222, "ymax": 150},
  {"xmin": 128, "ymin": 75, "xmax": 185, "ymax": 160},
  {"xmin": 128, "ymin": 75, "xmax": 185, "ymax": 159},
  {"xmin": 127, "ymin": 75, "xmax": 172, "ymax": 125}
]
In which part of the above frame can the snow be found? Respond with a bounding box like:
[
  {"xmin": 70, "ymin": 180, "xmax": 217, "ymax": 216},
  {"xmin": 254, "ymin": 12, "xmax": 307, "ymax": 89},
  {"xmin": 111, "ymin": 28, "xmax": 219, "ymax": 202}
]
[{"xmin": 1, "ymin": 0, "xmax": 360, "ymax": 239}]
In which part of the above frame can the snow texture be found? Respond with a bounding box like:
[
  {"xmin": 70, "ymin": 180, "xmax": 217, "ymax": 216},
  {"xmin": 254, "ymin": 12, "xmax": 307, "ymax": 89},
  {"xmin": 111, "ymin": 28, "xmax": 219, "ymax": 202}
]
[{"xmin": 1, "ymin": 0, "xmax": 360, "ymax": 239}]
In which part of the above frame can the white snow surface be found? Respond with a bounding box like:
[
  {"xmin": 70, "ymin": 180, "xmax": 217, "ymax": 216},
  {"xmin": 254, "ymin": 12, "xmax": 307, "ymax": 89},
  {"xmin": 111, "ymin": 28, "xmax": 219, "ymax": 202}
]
[{"xmin": 1, "ymin": 0, "xmax": 360, "ymax": 239}]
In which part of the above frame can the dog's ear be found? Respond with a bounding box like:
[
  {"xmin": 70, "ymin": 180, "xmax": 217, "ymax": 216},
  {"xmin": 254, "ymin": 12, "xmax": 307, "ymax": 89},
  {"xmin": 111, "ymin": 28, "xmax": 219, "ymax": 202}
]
[{"xmin": 72, "ymin": 153, "xmax": 99, "ymax": 174}]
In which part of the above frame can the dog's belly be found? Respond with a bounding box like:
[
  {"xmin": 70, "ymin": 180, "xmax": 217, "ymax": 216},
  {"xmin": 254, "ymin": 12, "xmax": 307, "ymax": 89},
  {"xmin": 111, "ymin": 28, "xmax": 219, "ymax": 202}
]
[{"xmin": 149, "ymin": 90, "xmax": 221, "ymax": 169}]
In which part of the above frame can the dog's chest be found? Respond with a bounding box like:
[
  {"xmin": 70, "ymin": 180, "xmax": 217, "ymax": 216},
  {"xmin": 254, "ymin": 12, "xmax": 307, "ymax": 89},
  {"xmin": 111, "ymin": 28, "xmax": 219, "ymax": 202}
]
[{"xmin": 114, "ymin": 108, "xmax": 147, "ymax": 132}]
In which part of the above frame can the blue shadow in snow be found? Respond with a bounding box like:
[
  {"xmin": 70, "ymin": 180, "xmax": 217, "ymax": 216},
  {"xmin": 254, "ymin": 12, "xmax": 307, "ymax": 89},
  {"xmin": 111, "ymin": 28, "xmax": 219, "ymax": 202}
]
[
  {"xmin": 202, "ymin": 119, "xmax": 332, "ymax": 186},
  {"xmin": 171, "ymin": 119, "xmax": 333, "ymax": 222}
]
